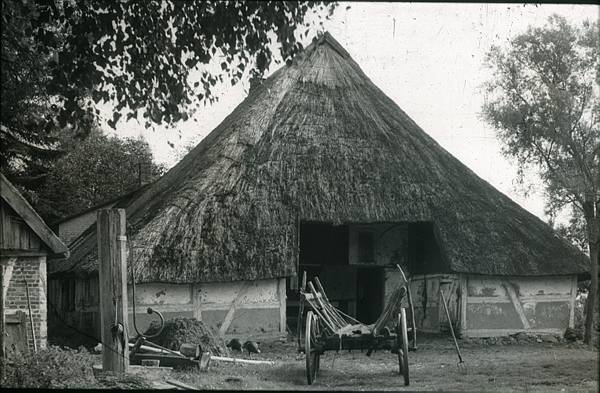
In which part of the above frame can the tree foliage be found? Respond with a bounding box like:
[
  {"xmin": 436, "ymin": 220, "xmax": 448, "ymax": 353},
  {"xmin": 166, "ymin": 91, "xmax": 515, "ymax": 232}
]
[
  {"xmin": 1, "ymin": 0, "xmax": 335, "ymax": 183},
  {"xmin": 1, "ymin": 0, "xmax": 68, "ymax": 183},
  {"xmin": 483, "ymin": 15, "xmax": 599, "ymax": 344},
  {"xmin": 553, "ymin": 208, "xmax": 589, "ymax": 253},
  {"xmin": 34, "ymin": 128, "xmax": 165, "ymax": 223}
]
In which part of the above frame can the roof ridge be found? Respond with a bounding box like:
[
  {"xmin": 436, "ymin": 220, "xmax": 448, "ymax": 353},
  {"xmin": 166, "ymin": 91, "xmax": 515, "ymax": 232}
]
[{"xmin": 318, "ymin": 31, "xmax": 351, "ymax": 59}]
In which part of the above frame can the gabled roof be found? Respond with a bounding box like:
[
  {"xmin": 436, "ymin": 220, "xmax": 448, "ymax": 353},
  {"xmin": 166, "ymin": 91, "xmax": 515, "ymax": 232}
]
[
  {"xmin": 1, "ymin": 173, "xmax": 69, "ymax": 257},
  {"xmin": 52, "ymin": 182, "xmax": 153, "ymax": 227},
  {"xmin": 50, "ymin": 32, "xmax": 589, "ymax": 282}
]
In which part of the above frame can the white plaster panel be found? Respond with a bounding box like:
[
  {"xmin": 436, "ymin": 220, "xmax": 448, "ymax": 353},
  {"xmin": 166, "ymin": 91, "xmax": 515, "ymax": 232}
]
[
  {"xmin": 127, "ymin": 283, "xmax": 192, "ymax": 305},
  {"xmin": 467, "ymin": 276, "xmax": 508, "ymax": 298},
  {"xmin": 197, "ymin": 279, "xmax": 278, "ymax": 305},
  {"xmin": 510, "ymin": 276, "xmax": 573, "ymax": 297},
  {"xmin": 467, "ymin": 275, "xmax": 573, "ymax": 298}
]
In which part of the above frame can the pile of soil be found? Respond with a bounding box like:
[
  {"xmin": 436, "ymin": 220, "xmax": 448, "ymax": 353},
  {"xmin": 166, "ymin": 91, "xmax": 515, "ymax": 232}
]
[{"xmin": 144, "ymin": 317, "xmax": 227, "ymax": 356}]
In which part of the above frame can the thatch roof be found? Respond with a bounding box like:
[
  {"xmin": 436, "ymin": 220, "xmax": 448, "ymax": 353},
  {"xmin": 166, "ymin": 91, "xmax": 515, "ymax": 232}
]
[{"xmin": 49, "ymin": 33, "xmax": 589, "ymax": 282}]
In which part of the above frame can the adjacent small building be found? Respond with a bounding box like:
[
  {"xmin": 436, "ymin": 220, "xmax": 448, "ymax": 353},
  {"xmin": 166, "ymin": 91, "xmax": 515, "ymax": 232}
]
[{"xmin": 1, "ymin": 173, "xmax": 69, "ymax": 353}]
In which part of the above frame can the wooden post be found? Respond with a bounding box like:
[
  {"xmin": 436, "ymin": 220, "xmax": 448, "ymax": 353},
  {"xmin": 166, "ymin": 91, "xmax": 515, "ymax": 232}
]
[
  {"xmin": 502, "ymin": 282, "xmax": 531, "ymax": 330},
  {"xmin": 24, "ymin": 280, "xmax": 37, "ymax": 353},
  {"xmin": 278, "ymin": 278, "xmax": 286, "ymax": 334},
  {"xmin": 460, "ymin": 275, "xmax": 468, "ymax": 336},
  {"xmin": 0, "ymin": 258, "xmax": 14, "ymax": 380},
  {"xmin": 97, "ymin": 209, "xmax": 129, "ymax": 372},
  {"xmin": 0, "ymin": 263, "xmax": 5, "ymax": 381},
  {"xmin": 218, "ymin": 281, "xmax": 251, "ymax": 337}
]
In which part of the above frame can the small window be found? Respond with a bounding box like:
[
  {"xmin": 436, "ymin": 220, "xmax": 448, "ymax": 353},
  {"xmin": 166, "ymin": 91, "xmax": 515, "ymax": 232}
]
[{"xmin": 358, "ymin": 231, "xmax": 375, "ymax": 263}]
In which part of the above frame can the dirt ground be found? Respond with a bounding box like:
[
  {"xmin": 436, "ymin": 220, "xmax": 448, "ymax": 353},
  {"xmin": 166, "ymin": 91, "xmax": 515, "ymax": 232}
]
[{"xmin": 138, "ymin": 337, "xmax": 599, "ymax": 392}]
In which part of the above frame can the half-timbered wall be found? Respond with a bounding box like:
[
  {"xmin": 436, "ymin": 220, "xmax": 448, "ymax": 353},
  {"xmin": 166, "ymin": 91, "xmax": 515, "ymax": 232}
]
[
  {"xmin": 401, "ymin": 273, "xmax": 577, "ymax": 337},
  {"xmin": 48, "ymin": 277, "xmax": 287, "ymax": 343},
  {"xmin": 462, "ymin": 274, "xmax": 576, "ymax": 337}
]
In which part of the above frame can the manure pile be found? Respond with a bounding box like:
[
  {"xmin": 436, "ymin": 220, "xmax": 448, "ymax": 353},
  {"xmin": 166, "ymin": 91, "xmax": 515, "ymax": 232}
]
[{"xmin": 144, "ymin": 317, "xmax": 227, "ymax": 356}]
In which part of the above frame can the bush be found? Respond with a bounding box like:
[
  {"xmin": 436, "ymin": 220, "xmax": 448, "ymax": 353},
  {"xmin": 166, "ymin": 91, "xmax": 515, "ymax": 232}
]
[
  {"xmin": 2, "ymin": 346, "xmax": 97, "ymax": 389},
  {"xmin": 1, "ymin": 345, "xmax": 154, "ymax": 389}
]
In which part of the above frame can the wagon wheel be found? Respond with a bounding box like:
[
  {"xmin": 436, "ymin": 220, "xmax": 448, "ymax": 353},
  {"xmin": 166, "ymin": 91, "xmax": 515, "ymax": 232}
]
[
  {"xmin": 305, "ymin": 310, "xmax": 321, "ymax": 385},
  {"xmin": 397, "ymin": 308, "xmax": 410, "ymax": 386}
]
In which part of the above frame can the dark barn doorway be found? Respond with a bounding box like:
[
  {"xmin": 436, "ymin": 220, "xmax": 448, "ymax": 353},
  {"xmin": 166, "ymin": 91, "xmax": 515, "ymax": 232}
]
[
  {"xmin": 286, "ymin": 220, "xmax": 446, "ymax": 335},
  {"xmin": 287, "ymin": 222, "xmax": 389, "ymax": 330},
  {"xmin": 356, "ymin": 267, "xmax": 384, "ymax": 324},
  {"xmin": 297, "ymin": 222, "xmax": 355, "ymax": 316}
]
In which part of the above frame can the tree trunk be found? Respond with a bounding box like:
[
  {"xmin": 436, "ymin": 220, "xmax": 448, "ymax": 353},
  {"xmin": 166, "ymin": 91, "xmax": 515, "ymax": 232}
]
[{"xmin": 583, "ymin": 208, "xmax": 599, "ymax": 345}]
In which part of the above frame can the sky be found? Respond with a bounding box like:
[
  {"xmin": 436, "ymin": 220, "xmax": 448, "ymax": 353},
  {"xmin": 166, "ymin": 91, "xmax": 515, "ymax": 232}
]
[{"xmin": 103, "ymin": 2, "xmax": 599, "ymax": 224}]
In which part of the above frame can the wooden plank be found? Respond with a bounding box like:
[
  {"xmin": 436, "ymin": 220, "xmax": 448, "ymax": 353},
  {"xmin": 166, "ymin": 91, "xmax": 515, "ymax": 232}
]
[
  {"xmin": 4, "ymin": 311, "xmax": 29, "ymax": 359},
  {"xmin": 1, "ymin": 259, "xmax": 16, "ymax": 300},
  {"xmin": 301, "ymin": 292, "xmax": 323, "ymax": 301},
  {"xmin": 0, "ymin": 250, "xmax": 46, "ymax": 257},
  {"xmin": 460, "ymin": 274, "xmax": 467, "ymax": 334},
  {"xmin": 212, "ymin": 356, "xmax": 275, "ymax": 365},
  {"xmin": 218, "ymin": 281, "xmax": 251, "ymax": 337},
  {"xmin": 98, "ymin": 209, "xmax": 129, "ymax": 372},
  {"xmin": 19, "ymin": 223, "xmax": 28, "ymax": 249},
  {"xmin": 0, "ymin": 203, "xmax": 5, "ymax": 248},
  {"xmin": 12, "ymin": 218, "xmax": 19, "ymax": 249},
  {"xmin": 0, "ymin": 262, "xmax": 4, "ymax": 380},
  {"xmin": 278, "ymin": 278, "xmax": 286, "ymax": 334},
  {"xmin": 464, "ymin": 328, "xmax": 564, "ymax": 337},
  {"xmin": 24, "ymin": 280, "xmax": 37, "ymax": 353},
  {"xmin": 192, "ymin": 284, "xmax": 202, "ymax": 321},
  {"xmin": 502, "ymin": 282, "xmax": 530, "ymax": 330},
  {"xmin": 0, "ymin": 174, "xmax": 68, "ymax": 256},
  {"xmin": 569, "ymin": 275, "xmax": 577, "ymax": 329},
  {"xmin": 467, "ymin": 295, "xmax": 571, "ymax": 303}
]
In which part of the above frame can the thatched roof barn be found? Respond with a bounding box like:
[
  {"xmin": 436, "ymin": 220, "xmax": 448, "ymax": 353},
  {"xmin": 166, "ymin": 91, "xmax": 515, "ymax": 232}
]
[
  {"xmin": 51, "ymin": 32, "xmax": 587, "ymax": 282},
  {"xmin": 49, "ymin": 33, "xmax": 588, "ymax": 340}
]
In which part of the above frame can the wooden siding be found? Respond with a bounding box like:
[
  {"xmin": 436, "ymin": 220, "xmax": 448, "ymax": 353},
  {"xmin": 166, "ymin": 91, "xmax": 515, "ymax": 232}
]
[
  {"xmin": 1, "ymin": 201, "xmax": 43, "ymax": 251},
  {"xmin": 407, "ymin": 274, "xmax": 461, "ymax": 333}
]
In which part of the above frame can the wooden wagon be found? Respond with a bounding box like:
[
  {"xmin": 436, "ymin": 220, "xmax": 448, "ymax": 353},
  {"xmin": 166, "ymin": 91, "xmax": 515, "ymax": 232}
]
[{"xmin": 296, "ymin": 266, "xmax": 416, "ymax": 386}]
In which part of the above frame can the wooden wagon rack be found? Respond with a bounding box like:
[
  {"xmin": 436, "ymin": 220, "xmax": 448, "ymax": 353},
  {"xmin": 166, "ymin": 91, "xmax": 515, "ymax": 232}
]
[{"xmin": 296, "ymin": 266, "xmax": 416, "ymax": 386}]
